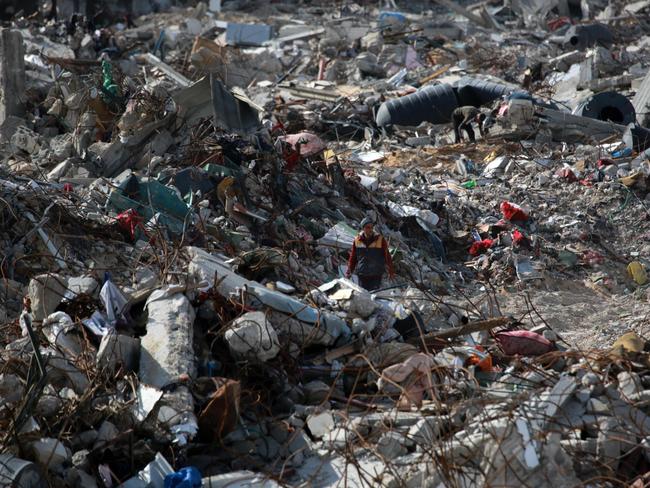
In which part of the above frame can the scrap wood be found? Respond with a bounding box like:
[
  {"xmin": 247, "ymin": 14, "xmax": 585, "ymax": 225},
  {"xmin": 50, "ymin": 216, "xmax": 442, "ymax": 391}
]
[
  {"xmin": 409, "ymin": 316, "xmax": 511, "ymax": 345},
  {"xmin": 198, "ymin": 378, "xmax": 241, "ymax": 442},
  {"xmin": 418, "ymin": 65, "xmax": 452, "ymax": 85}
]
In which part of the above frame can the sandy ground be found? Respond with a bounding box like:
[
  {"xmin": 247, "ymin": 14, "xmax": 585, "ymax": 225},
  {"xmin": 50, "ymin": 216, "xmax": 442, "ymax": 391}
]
[{"xmin": 496, "ymin": 283, "xmax": 650, "ymax": 350}]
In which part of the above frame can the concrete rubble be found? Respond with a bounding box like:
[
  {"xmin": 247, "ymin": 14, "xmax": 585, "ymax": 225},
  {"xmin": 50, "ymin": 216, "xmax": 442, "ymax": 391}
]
[{"xmin": 5, "ymin": 0, "xmax": 650, "ymax": 487}]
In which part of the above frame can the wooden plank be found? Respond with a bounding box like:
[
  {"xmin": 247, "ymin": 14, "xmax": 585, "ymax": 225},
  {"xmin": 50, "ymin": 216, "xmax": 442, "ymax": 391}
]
[
  {"xmin": 419, "ymin": 65, "xmax": 452, "ymax": 85},
  {"xmin": 408, "ymin": 316, "xmax": 510, "ymax": 344}
]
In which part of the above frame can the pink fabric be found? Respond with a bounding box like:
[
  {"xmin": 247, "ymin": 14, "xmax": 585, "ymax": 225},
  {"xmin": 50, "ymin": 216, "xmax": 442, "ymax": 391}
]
[
  {"xmin": 378, "ymin": 353, "xmax": 437, "ymax": 409},
  {"xmin": 496, "ymin": 330, "xmax": 554, "ymax": 356}
]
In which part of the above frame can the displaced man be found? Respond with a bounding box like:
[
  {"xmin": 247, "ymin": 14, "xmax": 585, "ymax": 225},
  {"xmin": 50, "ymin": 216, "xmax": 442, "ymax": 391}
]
[
  {"xmin": 345, "ymin": 217, "xmax": 395, "ymax": 291},
  {"xmin": 451, "ymin": 106, "xmax": 487, "ymax": 143}
]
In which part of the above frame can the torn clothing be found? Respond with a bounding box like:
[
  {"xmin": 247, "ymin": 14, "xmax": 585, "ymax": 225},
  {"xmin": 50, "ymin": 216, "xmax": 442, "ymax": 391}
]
[{"xmin": 347, "ymin": 232, "xmax": 394, "ymax": 279}]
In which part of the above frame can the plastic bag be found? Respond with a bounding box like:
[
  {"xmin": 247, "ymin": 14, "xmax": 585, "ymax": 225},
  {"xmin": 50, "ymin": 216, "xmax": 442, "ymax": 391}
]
[{"xmin": 100, "ymin": 279, "xmax": 128, "ymax": 326}]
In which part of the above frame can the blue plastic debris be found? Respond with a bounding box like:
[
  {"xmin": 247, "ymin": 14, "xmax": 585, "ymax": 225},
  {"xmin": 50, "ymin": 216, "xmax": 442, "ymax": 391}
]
[{"xmin": 164, "ymin": 467, "xmax": 201, "ymax": 488}]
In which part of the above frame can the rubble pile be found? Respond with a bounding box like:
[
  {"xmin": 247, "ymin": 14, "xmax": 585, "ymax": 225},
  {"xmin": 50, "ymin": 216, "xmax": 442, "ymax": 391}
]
[{"xmin": 5, "ymin": 0, "xmax": 650, "ymax": 487}]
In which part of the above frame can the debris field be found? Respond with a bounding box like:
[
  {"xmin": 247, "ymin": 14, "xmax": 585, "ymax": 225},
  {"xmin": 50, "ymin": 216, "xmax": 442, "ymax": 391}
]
[{"xmin": 5, "ymin": 0, "xmax": 650, "ymax": 487}]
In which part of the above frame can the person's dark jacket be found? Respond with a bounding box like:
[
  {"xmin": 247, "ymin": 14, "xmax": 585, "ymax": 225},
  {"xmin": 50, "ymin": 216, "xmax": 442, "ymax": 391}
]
[{"xmin": 347, "ymin": 233, "xmax": 394, "ymax": 277}]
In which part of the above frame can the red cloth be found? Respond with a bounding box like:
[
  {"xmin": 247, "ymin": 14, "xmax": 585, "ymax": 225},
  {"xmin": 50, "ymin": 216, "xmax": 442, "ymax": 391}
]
[
  {"xmin": 283, "ymin": 148, "xmax": 301, "ymax": 172},
  {"xmin": 597, "ymin": 158, "xmax": 615, "ymax": 167},
  {"xmin": 581, "ymin": 250, "xmax": 604, "ymax": 266},
  {"xmin": 63, "ymin": 183, "xmax": 74, "ymax": 193},
  {"xmin": 556, "ymin": 167, "xmax": 577, "ymax": 182},
  {"xmin": 547, "ymin": 17, "xmax": 571, "ymax": 31},
  {"xmin": 500, "ymin": 201, "xmax": 528, "ymax": 222},
  {"xmin": 511, "ymin": 229, "xmax": 527, "ymax": 247},
  {"xmin": 116, "ymin": 209, "xmax": 143, "ymax": 241},
  {"xmin": 347, "ymin": 233, "xmax": 394, "ymax": 276},
  {"xmin": 496, "ymin": 330, "xmax": 554, "ymax": 356},
  {"xmin": 469, "ymin": 239, "xmax": 493, "ymax": 256}
]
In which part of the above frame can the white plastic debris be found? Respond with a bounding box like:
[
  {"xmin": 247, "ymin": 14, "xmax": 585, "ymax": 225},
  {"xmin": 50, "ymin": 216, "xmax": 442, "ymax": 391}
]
[{"xmin": 100, "ymin": 279, "xmax": 129, "ymax": 326}]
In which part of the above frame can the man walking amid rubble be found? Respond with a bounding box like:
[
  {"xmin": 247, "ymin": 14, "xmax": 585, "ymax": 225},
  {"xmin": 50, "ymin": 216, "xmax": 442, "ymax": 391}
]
[
  {"xmin": 345, "ymin": 217, "xmax": 395, "ymax": 291},
  {"xmin": 451, "ymin": 105, "xmax": 487, "ymax": 143}
]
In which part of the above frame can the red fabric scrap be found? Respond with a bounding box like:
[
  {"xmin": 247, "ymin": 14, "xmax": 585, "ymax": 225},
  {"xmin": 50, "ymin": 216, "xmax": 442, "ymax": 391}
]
[
  {"xmin": 556, "ymin": 167, "xmax": 578, "ymax": 182},
  {"xmin": 62, "ymin": 183, "xmax": 74, "ymax": 193},
  {"xmin": 512, "ymin": 229, "xmax": 527, "ymax": 247},
  {"xmin": 495, "ymin": 330, "xmax": 554, "ymax": 356},
  {"xmin": 469, "ymin": 239, "xmax": 493, "ymax": 256},
  {"xmin": 116, "ymin": 209, "xmax": 143, "ymax": 241},
  {"xmin": 500, "ymin": 201, "xmax": 528, "ymax": 222},
  {"xmin": 581, "ymin": 250, "xmax": 605, "ymax": 266},
  {"xmin": 547, "ymin": 17, "xmax": 572, "ymax": 31},
  {"xmin": 283, "ymin": 147, "xmax": 301, "ymax": 172},
  {"xmin": 597, "ymin": 158, "xmax": 615, "ymax": 168}
]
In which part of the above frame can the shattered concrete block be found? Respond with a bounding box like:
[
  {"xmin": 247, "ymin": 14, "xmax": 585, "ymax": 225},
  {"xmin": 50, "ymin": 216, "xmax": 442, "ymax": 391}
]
[
  {"xmin": 225, "ymin": 311, "xmax": 280, "ymax": 362},
  {"xmin": 0, "ymin": 115, "xmax": 26, "ymax": 143},
  {"xmin": 96, "ymin": 330, "xmax": 140, "ymax": 375},
  {"xmin": 18, "ymin": 417, "xmax": 40, "ymax": 435},
  {"xmin": 303, "ymin": 380, "xmax": 331, "ymax": 405},
  {"xmin": 35, "ymin": 385, "xmax": 62, "ymax": 418},
  {"xmin": 31, "ymin": 438, "xmax": 70, "ymax": 468},
  {"xmin": 28, "ymin": 273, "xmax": 67, "ymax": 321},
  {"xmin": 66, "ymin": 467, "xmax": 99, "ymax": 488},
  {"xmin": 267, "ymin": 311, "xmax": 334, "ymax": 347},
  {"xmin": 617, "ymin": 371, "xmax": 643, "ymax": 398},
  {"xmin": 597, "ymin": 418, "xmax": 622, "ymax": 470},
  {"xmin": 586, "ymin": 397, "xmax": 610, "ymax": 415},
  {"xmin": 376, "ymin": 431, "xmax": 407, "ymax": 460},
  {"xmin": 306, "ymin": 411, "xmax": 335, "ymax": 439},
  {"xmin": 0, "ymin": 373, "xmax": 24, "ymax": 406},
  {"xmin": 73, "ymin": 430, "xmax": 98, "ymax": 450},
  {"xmin": 581, "ymin": 371, "xmax": 601, "ymax": 387},
  {"xmin": 408, "ymin": 416, "xmax": 445, "ymax": 445},
  {"xmin": 254, "ymin": 436, "xmax": 282, "ymax": 461},
  {"xmin": 93, "ymin": 421, "xmax": 119, "ymax": 450},
  {"xmin": 541, "ymin": 374, "xmax": 578, "ymax": 422},
  {"xmin": 347, "ymin": 292, "xmax": 378, "ymax": 318},
  {"xmin": 11, "ymin": 125, "xmax": 40, "ymax": 154},
  {"xmin": 49, "ymin": 133, "xmax": 73, "ymax": 161},
  {"xmin": 47, "ymin": 159, "xmax": 72, "ymax": 181},
  {"xmin": 43, "ymin": 353, "xmax": 89, "ymax": 394},
  {"xmin": 66, "ymin": 276, "xmax": 99, "ymax": 299}
]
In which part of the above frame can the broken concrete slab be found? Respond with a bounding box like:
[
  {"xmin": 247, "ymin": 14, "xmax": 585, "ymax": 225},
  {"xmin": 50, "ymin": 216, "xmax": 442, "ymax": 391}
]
[
  {"xmin": 139, "ymin": 286, "xmax": 196, "ymax": 442},
  {"xmin": 28, "ymin": 274, "xmax": 68, "ymax": 322},
  {"xmin": 376, "ymin": 431, "xmax": 407, "ymax": 460},
  {"xmin": 225, "ymin": 311, "xmax": 280, "ymax": 362},
  {"xmin": 139, "ymin": 288, "xmax": 195, "ymax": 387},
  {"xmin": 186, "ymin": 247, "xmax": 350, "ymax": 341},
  {"xmin": 96, "ymin": 330, "xmax": 140, "ymax": 375}
]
